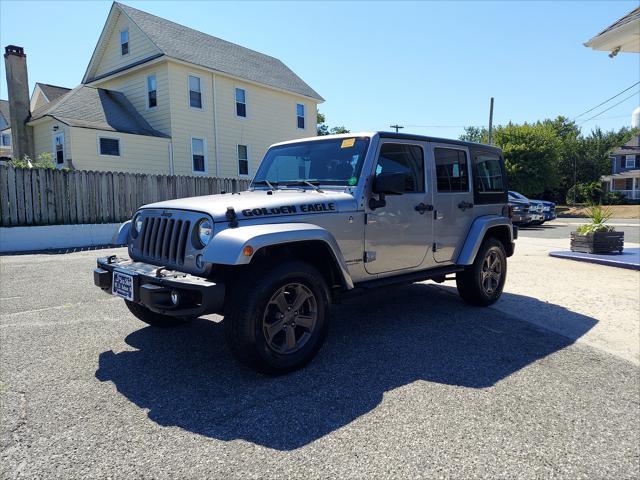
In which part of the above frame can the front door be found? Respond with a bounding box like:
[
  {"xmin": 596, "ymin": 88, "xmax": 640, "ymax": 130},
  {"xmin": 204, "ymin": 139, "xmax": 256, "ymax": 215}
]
[
  {"xmin": 430, "ymin": 143, "xmax": 475, "ymax": 263},
  {"xmin": 53, "ymin": 132, "xmax": 64, "ymax": 166},
  {"xmin": 364, "ymin": 141, "xmax": 432, "ymax": 274}
]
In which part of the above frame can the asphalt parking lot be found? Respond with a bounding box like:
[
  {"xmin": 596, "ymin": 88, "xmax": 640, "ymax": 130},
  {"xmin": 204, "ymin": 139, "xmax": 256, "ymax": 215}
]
[{"xmin": 1, "ymin": 224, "xmax": 639, "ymax": 479}]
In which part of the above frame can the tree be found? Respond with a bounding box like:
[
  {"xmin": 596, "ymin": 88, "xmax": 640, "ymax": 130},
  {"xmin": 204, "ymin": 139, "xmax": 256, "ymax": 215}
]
[
  {"xmin": 317, "ymin": 111, "xmax": 350, "ymax": 136},
  {"xmin": 459, "ymin": 126, "xmax": 488, "ymax": 144},
  {"xmin": 492, "ymin": 122, "xmax": 561, "ymax": 197}
]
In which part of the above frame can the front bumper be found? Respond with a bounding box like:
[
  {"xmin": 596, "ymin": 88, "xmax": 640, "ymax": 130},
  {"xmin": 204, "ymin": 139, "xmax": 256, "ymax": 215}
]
[
  {"xmin": 512, "ymin": 212, "xmax": 532, "ymax": 224},
  {"xmin": 543, "ymin": 211, "xmax": 556, "ymax": 221},
  {"xmin": 93, "ymin": 256, "xmax": 225, "ymax": 317}
]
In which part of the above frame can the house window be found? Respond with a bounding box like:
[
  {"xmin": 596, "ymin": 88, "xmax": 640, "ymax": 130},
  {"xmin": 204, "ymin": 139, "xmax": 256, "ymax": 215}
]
[
  {"xmin": 435, "ymin": 148, "xmax": 469, "ymax": 192},
  {"xmin": 296, "ymin": 103, "xmax": 305, "ymax": 129},
  {"xmin": 147, "ymin": 74, "xmax": 157, "ymax": 108},
  {"xmin": 238, "ymin": 144, "xmax": 249, "ymax": 176},
  {"xmin": 191, "ymin": 137, "xmax": 206, "ymax": 173},
  {"xmin": 235, "ymin": 88, "xmax": 246, "ymax": 117},
  {"xmin": 1, "ymin": 133, "xmax": 10, "ymax": 146},
  {"xmin": 120, "ymin": 28, "xmax": 129, "ymax": 56},
  {"xmin": 625, "ymin": 155, "xmax": 636, "ymax": 168},
  {"xmin": 189, "ymin": 75, "xmax": 202, "ymax": 109},
  {"xmin": 99, "ymin": 137, "xmax": 120, "ymax": 156},
  {"xmin": 54, "ymin": 133, "xmax": 65, "ymax": 164}
]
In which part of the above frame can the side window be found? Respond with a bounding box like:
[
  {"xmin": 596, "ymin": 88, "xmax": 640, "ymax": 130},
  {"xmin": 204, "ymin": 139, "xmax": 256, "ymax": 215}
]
[
  {"xmin": 237, "ymin": 144, "xmax": 249, "ymax": 176},
  {"xmin": 375, "ymin": 143, "xmax": 424, "ymax": 193},
  {"xmin": 120, "ymin": 28, "xmax": 129, "ymax": 56},
  {"xmin": 99, "ymin": 137, "xmax": 120, "ymax": 156},
  {"xmin": 191, "ymin": 137, "xmax": 206, "ymax": 173},
  {"xmin": 189, "ymin": 75, "xmax": 202, "ymax": 109},
  {"xmin": 235, "ymin": 88, "xmax": 246, "ymax": 117},
  {"xmin": 147, "ymin": 74, "xmax": 157, "ymax": 108},
  {"xmin": 434, "ymin": 148, "xmax": 468, "ymax": 192},
  {"xmin": 474, "ymin": 153, "xmax": 504, "ymax": 193},
  {"xmin": 296, "ymin": 103, "xmax": 305, "ymax": 129}
]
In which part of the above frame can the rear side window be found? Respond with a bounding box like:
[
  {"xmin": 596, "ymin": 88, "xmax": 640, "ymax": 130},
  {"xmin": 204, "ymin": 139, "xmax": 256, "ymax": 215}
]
[
  {"xmin": 375, "ymin": 143, "xmax": 424, "ymax": 193},
  {"xmin": 471, "ymin": 149, "xmax": 508, "ymax": 204},
  {"xmin": 475, "ymin": 153, "xmax": 504, "ymax": 192},
  {"xmin": 434, "ymin": 148, "xmax": 469, "ymax": 192}
]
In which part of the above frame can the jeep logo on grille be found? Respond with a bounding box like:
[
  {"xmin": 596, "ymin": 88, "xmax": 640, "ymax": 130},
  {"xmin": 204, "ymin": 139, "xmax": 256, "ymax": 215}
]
[{"xmin": 160, "ymin": 211, "xmax": 173, "ymax": 217}]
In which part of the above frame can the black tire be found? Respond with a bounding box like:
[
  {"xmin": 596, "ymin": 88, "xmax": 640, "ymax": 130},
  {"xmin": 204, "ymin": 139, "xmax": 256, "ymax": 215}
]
[
  {"xmin": 456, "ymin": 237, "xmax": 507, "ymax": 306},
  {"xmin": 224, "ymin": 260, "xmax": 330, "ymax": 375},
  {"xmin": 125, "ymin": 300, "xmax": 192, "ymax": 328}
]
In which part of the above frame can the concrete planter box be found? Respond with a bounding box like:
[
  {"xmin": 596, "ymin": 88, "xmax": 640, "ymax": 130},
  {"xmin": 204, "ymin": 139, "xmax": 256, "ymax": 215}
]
[{"xmin": 570, "ymin": 231, "xmax": 624, "ymax": 254}]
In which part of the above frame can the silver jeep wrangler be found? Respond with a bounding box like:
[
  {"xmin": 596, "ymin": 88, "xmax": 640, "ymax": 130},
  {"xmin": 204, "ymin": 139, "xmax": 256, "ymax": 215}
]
[{"xmin": 94, "ymin": 132, "xmax": 516, "ymax": 374}]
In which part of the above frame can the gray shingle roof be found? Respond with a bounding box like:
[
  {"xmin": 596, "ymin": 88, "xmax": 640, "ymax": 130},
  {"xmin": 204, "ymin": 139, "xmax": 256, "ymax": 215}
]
[
  {"xmin": 0, "ymin": 99, "xmax": 10, "ymax": 129},
  {"xmin": 36, "ymin": 83, "xmax": 71, "ymax": 103},
  {"xmin": 30, "ymin": 86, "xmax": 168, "ymax": 137},
  {"xmin": 613, "ymin": 135, "xmax": 640, "ymax": 156},
  {"xmin": 112, "ymin": 2, "xmax": 323, "ymax": 101}
]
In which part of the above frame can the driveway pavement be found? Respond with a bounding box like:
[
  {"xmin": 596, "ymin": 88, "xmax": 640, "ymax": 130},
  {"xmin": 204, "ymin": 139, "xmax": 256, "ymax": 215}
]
[{"xmin": 1, "ymin": 233, "xmax": 639, "ymax": 479}]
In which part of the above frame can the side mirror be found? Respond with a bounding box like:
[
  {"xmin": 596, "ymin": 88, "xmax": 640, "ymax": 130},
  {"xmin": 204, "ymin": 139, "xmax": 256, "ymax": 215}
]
[{"xmin": 373, "ymin": 172, "xmax": 405, "ymax": 195}]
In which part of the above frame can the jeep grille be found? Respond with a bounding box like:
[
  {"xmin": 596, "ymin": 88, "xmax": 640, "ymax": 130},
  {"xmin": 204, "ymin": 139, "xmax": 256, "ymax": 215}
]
[
  {"xmin": 139, "ymin": 217, "xmax": 191, "ymax": 265},
  {"xmin": 130, "ymin": 209, "xmax": 211, "ymax": 274}
]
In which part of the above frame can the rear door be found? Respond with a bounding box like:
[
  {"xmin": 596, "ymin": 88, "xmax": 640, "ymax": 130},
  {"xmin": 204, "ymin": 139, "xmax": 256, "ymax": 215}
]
[{"xmin": 430, "ymin": 143, "xmax": 475, "ymax": 263}]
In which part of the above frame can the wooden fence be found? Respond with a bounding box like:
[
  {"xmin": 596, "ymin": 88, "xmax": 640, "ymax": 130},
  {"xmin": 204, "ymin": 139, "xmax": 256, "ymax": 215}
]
[{"xmin": 0, "ymin": 165, "xmax": 251, "ymax": 227}]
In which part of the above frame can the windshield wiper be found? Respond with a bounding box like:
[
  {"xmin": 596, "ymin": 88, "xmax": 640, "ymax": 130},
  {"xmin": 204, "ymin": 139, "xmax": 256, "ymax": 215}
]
[
  {"xmin": 252, "ymin": 179, "xmax": 277, "ymax": 191},
  {"xmin": 280, "ymin": 180, "xmax": 324, "ymax": 193}
]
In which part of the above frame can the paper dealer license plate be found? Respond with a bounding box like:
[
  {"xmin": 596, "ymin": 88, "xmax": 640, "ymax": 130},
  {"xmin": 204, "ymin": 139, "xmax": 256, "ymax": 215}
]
[{"xmin": 112, "ymin": 271, "xmax": 134, "ymax": 301}]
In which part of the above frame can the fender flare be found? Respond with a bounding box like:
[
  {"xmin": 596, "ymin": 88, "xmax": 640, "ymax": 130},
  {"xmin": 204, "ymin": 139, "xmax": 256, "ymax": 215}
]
[
  {"xmin": 457, "ymin": 215, "xmax": 514, "ymax": 265},
  {"xmin": 203, "ymin": 223, "xmax": 354, "ymax": 289},
  {"xmin": 112, "ymin": 221, "xmax": 131, "ymax": 245}
]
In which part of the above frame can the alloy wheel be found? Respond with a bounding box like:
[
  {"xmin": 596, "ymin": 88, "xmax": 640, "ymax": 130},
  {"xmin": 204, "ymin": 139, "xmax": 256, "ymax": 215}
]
[
  {"xmin": 481, "ymin": 250, "xmax": 502, "ymax": 295},
  {"xmin": 262, "ymin": 283, "xmax": 318, "ymax": 354}
]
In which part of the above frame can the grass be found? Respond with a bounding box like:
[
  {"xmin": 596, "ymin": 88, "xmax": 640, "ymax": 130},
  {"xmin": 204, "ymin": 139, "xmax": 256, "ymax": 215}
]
[{"xmin": 557, "ymin": 204, "xmax": 640, "ymax": 219}]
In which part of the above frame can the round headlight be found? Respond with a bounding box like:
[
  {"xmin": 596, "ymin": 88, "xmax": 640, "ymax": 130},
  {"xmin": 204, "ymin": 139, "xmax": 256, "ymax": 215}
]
[
  {"xmin": 131, "ymin": 214, "xmax": 143, "ymax": 238},
  {"xmin": 197, "ymin": 219, "xmax": 213, "ymax": 247}
]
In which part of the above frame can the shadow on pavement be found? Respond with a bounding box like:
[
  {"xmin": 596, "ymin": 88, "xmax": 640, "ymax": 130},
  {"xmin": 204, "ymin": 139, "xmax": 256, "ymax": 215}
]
[{"xmin": 96, "ymin": 283, "xmax": 597, "ymax": 450}]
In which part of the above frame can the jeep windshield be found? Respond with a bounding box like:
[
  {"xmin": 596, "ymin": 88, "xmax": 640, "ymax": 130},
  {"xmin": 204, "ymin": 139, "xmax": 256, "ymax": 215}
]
[{"xmin": 252, "ymin": 137, "xmax": 370, "ymax": 188}]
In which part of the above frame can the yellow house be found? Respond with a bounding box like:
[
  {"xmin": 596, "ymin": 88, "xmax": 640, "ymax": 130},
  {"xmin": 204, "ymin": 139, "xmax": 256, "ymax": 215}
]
[{"xmin": 27, "ymin": 1, "xmax": 323, "ymax": 177}]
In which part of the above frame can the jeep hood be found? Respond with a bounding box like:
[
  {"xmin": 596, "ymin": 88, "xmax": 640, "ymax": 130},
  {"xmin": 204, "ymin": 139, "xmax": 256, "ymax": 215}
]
[{"xmin": 141, "ymin": 189, "xmax": 357, "ymax": 221}]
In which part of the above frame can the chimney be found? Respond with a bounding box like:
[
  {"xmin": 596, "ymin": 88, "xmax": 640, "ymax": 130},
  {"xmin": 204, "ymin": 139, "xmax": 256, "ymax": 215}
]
[{"xmin": 4, "ymin": 45, "xmax": 34, "ymax": 160}]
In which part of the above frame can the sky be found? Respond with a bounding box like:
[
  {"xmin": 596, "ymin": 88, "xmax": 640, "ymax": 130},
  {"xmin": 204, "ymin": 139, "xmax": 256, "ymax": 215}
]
[{"xmin": 1, "ymin": 0, "xmax": 639, "ymax": 140}]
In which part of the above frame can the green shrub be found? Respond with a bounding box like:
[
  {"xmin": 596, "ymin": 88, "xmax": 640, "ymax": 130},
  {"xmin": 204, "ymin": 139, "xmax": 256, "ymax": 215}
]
[
  {"xmin": 10, "ymin": 152, "xmax": 61, "ymax": 170},
  {"xmin": 565, "ymin": 181, "xmax": 603, "ymax": 205}
]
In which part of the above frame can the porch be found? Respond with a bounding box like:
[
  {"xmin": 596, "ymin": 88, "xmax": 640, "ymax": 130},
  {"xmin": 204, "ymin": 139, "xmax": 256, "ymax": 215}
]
[{"xmin": 602, "ymin": 172, "xmax": 640, "ymax": 200}]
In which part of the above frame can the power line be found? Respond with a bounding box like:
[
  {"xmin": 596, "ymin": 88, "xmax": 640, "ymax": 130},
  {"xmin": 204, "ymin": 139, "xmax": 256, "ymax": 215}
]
[
  {"xmin": 573, "ymin": 81, "xmax": 639, "ymax": 120},
  {"xmin": 578, "ymin": 91, "xmax": 639, "ymax": 125}
]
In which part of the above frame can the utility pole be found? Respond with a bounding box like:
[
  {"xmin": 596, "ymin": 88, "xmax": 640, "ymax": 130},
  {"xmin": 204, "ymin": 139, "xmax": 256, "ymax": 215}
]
[
  {"xmin": 390, "ymin": 124, "xmax": 404, "ymax": 133},
  {"xmin": 488, "ymin": 97, "xmax": 494, "ymax": 145}
]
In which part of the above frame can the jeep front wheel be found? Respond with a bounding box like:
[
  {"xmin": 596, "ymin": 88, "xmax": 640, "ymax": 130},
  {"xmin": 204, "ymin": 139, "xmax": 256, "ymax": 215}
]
[
  {"xmin": 224, "ymin": 261, "xmax": 330, "ymax": 375},
  {"xmin": 456, "ymin": 237, "xmax": 507, "ymax": 306}
]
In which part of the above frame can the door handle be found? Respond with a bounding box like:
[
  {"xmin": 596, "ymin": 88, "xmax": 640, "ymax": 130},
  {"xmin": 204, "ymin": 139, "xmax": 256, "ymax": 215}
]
[
  {"xmin": 415, "ymin": 203, "xmax": 434, "ymax": 214},
  {"xmin": 458, "ymin": 201, "xmax": 474, "ymax": 211}
]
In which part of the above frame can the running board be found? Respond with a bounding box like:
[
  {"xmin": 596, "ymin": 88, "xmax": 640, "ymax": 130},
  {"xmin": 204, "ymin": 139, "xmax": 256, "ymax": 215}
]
[{"xmin": 339, "ymin": 265, "xmax": 465, "ymax": 301}]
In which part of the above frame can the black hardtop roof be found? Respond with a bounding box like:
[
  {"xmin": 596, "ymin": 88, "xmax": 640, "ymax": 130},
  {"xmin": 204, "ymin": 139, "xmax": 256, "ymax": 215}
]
[{"xmin": 378, "ymin": 131, "xmax": 502, "ymax": 154}]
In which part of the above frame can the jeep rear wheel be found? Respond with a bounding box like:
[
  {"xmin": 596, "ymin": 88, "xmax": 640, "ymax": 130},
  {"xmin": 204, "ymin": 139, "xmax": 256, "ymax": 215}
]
[
  {"xmin": 224, "ymin": 261, "xmax": 330, "ymax": 375},
  {"xmin": 125, "ymin": 300, "xmax": 192, "ymax": 327},
  {"xmin": 456, "ymin": 237, "xmax": 507, "ymax": 306}
]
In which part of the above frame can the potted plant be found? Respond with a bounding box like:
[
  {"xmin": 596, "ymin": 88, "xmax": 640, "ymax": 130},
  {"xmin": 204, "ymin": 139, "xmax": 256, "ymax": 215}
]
[{"xmin": 570, "ymin": 205, "xmax": 624, "ymax": 254}]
